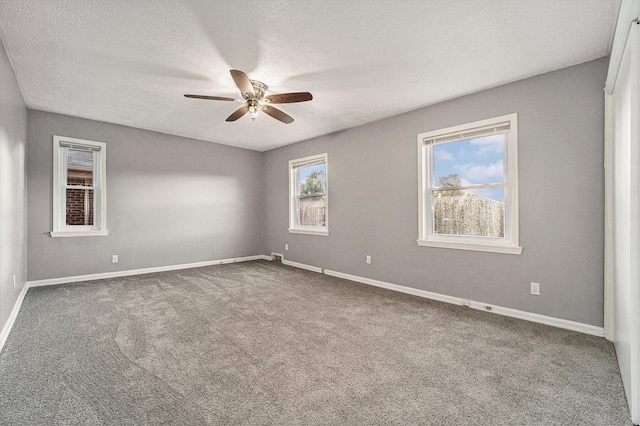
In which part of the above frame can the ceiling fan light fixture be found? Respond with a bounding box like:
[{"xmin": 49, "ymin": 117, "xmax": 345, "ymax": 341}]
[
  {"xmin": 185, "ymin": 69, "xmax": 312, "ymax": 124},
  {"xmin": 248, "ymin": 102, "xmax": 258, "ymax": 120}
]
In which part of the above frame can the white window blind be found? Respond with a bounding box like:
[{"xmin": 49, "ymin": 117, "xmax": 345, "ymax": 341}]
[{"xmin": 424, "ymin": 122, "xmax": 511, "ymax": 145}]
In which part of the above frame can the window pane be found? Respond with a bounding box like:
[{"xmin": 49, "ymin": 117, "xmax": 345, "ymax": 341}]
[
  {"xmin": 433, "ymin": 134, "xmax": 505, "ymax": 187},
  {"xmin": 66, "ymin": 188, "xmax": 94, "ymax": 226},
  {"xmin": 67, "ymin": 149, "xmax": 94, "ymax": 186},
  {"xmin": 298, "ymin": 163, "xmax": 326, "ymax": 195},
  {"xmin": 296, "ymin": 162, "xmax": 326, "ymax": 227},
  {"xmin": 432, "ymin": 188, "xmax": 504, "ymax": 237},
  {"xmin": 299, "ymin": 195, "xmax": 326, "ymax": 226},
  {"xmin": 289, "ymin": 153, "xmax": 328, "ymax": 234}
]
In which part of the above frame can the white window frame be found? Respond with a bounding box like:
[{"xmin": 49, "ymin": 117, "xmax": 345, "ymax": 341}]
[
  {"xmin": 417, "ymin": 113, "xmax": 521, "ymax": 254},
  {"xmin": 51, "ymin": 135, "xmax": 108, "ymax": 237},
  {"xmin": 288, "ymin": 153, "xmax": 329, "ymax": 236}
]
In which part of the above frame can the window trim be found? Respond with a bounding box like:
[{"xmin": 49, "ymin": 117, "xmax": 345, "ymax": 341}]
[
  {"xmin": 417, "ymin": 113, "xmax": 521, "ymax": 254},
  {"xmin": 288, "ymin": 153, "xmax": 329, "ymax": 236},
  {"xmin": 51, "ymin": 135, "xmax": 108, "ymax": 237}
]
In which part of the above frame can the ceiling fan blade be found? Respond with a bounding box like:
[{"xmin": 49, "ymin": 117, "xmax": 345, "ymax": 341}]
[
  {"xmin": 261, "ymin": 105, "xmax": 294, "ymax": 124},
  {"xmin": 264, "ymin": 92, "xmax": 313, "ymax": 104},
  {"xmin": 184, "ymin": 94, "xmax": 236, "ymax": 101},
  {"xmin": 230, "ymin": 69, "xmax": 255, "ymax": 98},
  {"xmin": 226, "ymin": 106, "xmax": 249, "ymax": 122}
]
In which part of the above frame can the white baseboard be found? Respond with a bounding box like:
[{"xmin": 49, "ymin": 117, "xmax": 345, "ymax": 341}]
[
  {"xmin": 269, "ymin": 253, "xmax": 323, "ymax": 273},
  {"xmin": 0, "ymin": 283, "xmax": 30, "ymax": 354},
  {"xmin": 27, "ymin": 255, "xmax": 267, "ymax": 287},
  {"xmin": 324, "ymin": 269, "xmax": 462, "ymax": 306},
  {"xmin": 294, "ymin": 264, "xmax": 604, "ymax": 337},
  {"xmin": 282, "ymin": 259, "xmax": 323, "ymax": 273}
]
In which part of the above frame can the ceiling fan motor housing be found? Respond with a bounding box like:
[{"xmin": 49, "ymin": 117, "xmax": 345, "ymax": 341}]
[{"xmin": 248, "ymin": 80, "xmax": 267, "ymax": 101}]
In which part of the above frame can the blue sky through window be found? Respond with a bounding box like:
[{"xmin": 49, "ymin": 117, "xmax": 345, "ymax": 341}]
[
  {"xmin": 298, "ymin": 164, "xmax": 325, "ymax": 183},
  {"xmin": 433, "ymin": 133, "xmax": 505, "ymax": 201}
]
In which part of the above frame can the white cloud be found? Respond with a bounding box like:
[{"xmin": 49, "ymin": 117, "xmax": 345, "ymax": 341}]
[
  {"xmin": 456, "ymin": 159, "xmax": 503, "ymax": 182},
  {"xmin": 470, "ymin": 134, "xmax": 503, "ymax": 158},
  {"xmin": 435, "ymin": 149, "xmax": 453, "ymax": 161}
]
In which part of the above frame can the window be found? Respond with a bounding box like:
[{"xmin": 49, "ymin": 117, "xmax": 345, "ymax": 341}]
[
  {"xmin": 51, "ymin": 135, "xmax": 108, "ymax": 237},
  {"xmin": 417, "ymin": 114, "xmax": 521, "ymax": 254},
  {"xmin": 289, "ymin": 153, "xmax": 328, "ymax": 236}
]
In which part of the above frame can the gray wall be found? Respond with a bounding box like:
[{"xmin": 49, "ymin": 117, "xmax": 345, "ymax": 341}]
[
  {"xmin": 27, "ymin": 111, "xmax": 263, "ymax": 281},
  {"xmin": 0, "ymin": 40, "xmax": 27, "ymax": 332},
  {"xmin": 263, "ymin": 58, "xmax": 608, "ymax": 327}
]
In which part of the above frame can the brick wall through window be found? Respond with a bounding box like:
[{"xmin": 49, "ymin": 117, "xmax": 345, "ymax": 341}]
[{"xmin": 66, "ymin": 175, "xmax": 94, "ymax": 226}]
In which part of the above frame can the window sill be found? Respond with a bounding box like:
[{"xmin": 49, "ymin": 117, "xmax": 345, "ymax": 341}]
[
  {"xmin": 417, "ymin": 239, "xmax": 522, "ymax": 255},
  {"xmin": 288, "ymin": 228, "xmax": 329, "ymax": 236},
  {"xmin": 50, "ymin": 230, "xmax": 109, "ymax": 238}
]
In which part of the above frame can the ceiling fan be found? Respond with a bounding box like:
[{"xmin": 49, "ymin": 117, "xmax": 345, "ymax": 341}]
[{"xmin": 184, "ymin": 69, "xmax": 312, "ymax": 124}]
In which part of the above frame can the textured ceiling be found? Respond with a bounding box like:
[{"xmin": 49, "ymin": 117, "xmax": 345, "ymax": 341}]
[{"xmin": 0, "ymin": 0, "xmax": 620, "ymax": 151}]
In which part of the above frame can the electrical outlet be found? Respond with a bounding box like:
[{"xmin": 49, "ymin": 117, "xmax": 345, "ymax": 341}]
[
  {"xmin": 285, "ymin": 244, "xmax": 288, "ymax": 251},
  {"xmin": 531, "ymin": 282, "xmax": 540, "ymax": 296},
  {"xmin": 366, "ymin": 255, "xmax": 371, "ymax": 264},
  {"xmin": 112, "ymin": 255, "xmax": 119, "ymax": 264}
]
